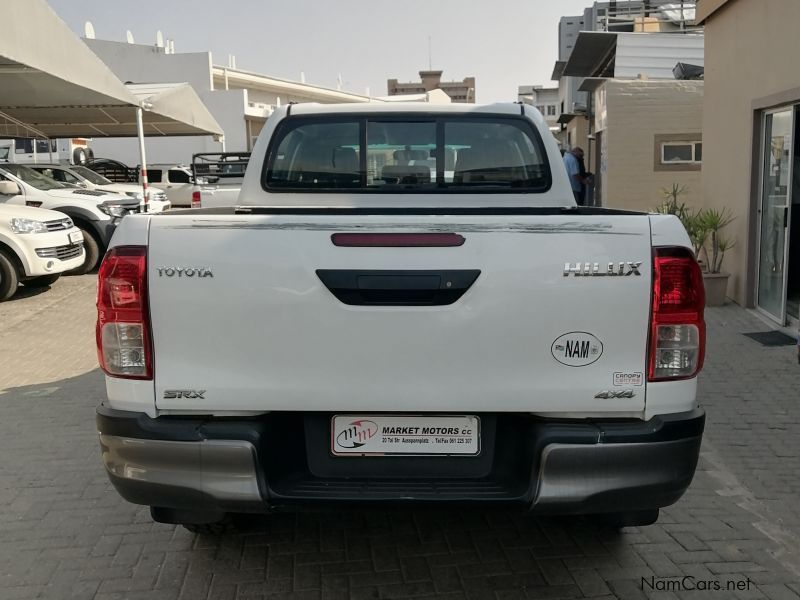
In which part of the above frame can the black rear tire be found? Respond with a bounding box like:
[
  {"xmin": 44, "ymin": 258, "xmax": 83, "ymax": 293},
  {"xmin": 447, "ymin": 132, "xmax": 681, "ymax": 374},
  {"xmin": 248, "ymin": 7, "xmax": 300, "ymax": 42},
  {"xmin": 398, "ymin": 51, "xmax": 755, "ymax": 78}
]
[
  {"xmin": 65, "ymin": 229, "xmax": 100, "ymax": 275},
  {"xmin": 598, "ymin": 509, "xmax": 659, "ymax": 529},
  {"xmin": 73, "ymin": 147, "xmax": 87, "ymax": 165},
  {"xmin": 150, "ymin": 507, "xmax": 252, "ymax": 535},
  {"xmin": 24, "ymin": 274, "xmax": 60, "ymax": 287},
  {"xmin": 182, "ymin": 518, "xmax": 240, "ymax": 535},
  {"xmin": 0, "ymin": 251, "xmax": 20, "ymax": 301}
]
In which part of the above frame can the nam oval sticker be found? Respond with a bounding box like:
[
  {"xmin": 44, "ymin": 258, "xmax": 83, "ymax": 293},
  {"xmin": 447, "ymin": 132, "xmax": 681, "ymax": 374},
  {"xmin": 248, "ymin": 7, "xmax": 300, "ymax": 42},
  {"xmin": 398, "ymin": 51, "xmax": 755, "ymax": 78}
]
[{"xmin": 551, "ymin": 332, "xmax": 603, "ymax": 367}]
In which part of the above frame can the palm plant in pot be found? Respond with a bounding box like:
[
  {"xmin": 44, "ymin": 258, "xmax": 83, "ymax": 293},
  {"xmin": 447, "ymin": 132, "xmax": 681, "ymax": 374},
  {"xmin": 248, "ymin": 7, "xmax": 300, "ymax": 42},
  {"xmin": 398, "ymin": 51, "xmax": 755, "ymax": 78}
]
[{"xmin": 697, "ymin": 207, "xmax": 735, "ymax": 306}]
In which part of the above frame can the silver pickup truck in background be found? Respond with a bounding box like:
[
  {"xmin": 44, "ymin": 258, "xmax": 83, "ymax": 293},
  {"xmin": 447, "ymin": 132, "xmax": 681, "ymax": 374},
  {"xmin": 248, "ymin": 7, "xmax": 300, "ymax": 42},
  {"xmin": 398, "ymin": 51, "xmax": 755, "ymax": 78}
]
[{"xmin": 190, "ymin": 152, "xmax": 250, "ymax": 208}]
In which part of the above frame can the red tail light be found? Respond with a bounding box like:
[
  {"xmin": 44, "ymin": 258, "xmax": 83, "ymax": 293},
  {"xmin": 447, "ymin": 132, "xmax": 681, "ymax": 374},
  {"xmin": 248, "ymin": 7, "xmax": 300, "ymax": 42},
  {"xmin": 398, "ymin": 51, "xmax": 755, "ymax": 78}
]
[
  {"xmin": 191, "ymin": 191, "xmax": 201, "ymax": 208},
  {"xmin": 96, "ymin": 246, "xmax": 152, "ymax": 379},
  {"xmin": 648, "ymin": 247, "xmax": 705, "ymax": 382}
]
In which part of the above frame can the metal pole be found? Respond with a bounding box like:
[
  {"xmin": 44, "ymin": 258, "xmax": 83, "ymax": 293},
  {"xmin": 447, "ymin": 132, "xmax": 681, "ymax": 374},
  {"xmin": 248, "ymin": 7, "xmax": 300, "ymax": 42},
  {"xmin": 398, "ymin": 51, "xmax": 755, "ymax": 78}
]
[
  {"xmin": 586, "ymin": 91, "xmax": 594, "ymax": 207},
  {"xmin": 32, "ymin": 139, "xmax": 37, "ymax": 164},
  {"xmin": 136, "ymin": 106, "xmax": 149, "ymax": 213}
]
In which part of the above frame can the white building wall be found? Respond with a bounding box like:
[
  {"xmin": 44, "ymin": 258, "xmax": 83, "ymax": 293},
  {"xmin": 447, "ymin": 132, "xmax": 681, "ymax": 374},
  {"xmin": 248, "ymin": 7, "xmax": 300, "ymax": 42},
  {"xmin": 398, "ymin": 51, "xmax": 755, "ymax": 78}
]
[
  {"xmin": 615, "ymin": 33, "xmax": 704, "ymax": 79},
  {"xmin": 599, "ymin": 79, "xmax": 704, "ymax": 212}
]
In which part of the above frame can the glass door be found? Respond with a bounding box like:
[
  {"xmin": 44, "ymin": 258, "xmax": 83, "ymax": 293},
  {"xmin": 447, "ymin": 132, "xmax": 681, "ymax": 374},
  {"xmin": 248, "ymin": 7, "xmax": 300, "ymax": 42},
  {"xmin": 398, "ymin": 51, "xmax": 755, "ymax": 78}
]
[{"xmin": 757, "ymin": 109, "xmax": 794, "ymax": 323}]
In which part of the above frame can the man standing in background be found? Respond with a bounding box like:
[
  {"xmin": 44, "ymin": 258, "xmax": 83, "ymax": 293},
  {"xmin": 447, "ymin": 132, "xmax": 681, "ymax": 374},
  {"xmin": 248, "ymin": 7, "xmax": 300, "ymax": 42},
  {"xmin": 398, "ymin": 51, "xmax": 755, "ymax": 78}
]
[{"xmin": 563, "ymin": 147, "xmax": 587, "ymax": 205}]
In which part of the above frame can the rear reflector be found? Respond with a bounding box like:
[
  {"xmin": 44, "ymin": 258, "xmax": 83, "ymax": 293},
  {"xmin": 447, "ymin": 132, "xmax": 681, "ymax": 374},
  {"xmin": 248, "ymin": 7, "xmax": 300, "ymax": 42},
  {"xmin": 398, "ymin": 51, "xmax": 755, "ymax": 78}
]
[
  {"xmin": 96, "ymin": 246, "xmax": 152, "ymax": 379},
  {"xmin": 331, "ymin": 233, "xmax": 465, "ymax": 247},
  {"xmin": 191, "ymin": 191, "xmax": 201, "ymax": 208},
  {"xmin": 648, "ymin": 247, "xmax": 705, "ymax": 381}
]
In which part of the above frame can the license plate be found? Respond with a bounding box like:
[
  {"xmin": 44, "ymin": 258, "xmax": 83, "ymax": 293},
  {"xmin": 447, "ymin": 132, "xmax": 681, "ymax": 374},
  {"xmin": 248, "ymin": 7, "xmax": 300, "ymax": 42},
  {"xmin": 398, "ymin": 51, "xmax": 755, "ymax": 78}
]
[
  {"xmin": 68, "ymin": 230, "xmax": 83, "ymax": 244},
  {"xmin": 331, "ymin": 415, "xmax": 480, "ymax": 456}
]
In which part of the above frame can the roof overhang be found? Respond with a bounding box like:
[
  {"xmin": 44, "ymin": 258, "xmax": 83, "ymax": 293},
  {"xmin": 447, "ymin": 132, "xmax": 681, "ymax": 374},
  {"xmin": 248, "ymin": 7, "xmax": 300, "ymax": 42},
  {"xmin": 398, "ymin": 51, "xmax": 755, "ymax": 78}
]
[
  {"xmin": 562, "ymin": 32, "xmax": 618, "ymax": 78},
  {"xmin": 695, "ymin": 0, "xmax": 730, "ymax": 24},
  {"xmin": 551, "ymin": 61, "xmax": 567, "ymax": 81},
  {"xmin": 578, "ymin": 78, "xmax": 607, "ymax": 93},
  {"xmin": 557, "ymin": 113, "xmax": 577, "ymax": 125}
]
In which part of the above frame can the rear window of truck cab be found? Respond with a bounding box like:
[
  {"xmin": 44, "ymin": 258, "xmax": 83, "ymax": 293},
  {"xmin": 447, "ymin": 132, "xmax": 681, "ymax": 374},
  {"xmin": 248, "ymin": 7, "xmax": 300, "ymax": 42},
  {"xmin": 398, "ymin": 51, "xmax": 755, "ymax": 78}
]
[{"xmin": 264, "ymin": 115, "xmax": 551, "ymax": 193}]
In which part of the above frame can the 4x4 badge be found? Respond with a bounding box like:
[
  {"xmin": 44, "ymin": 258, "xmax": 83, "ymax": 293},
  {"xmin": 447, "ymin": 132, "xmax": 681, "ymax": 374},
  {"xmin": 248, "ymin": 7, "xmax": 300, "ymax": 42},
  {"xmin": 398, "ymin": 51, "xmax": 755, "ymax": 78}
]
[{"xmin": 595, "ymin": 389, "xmax": 635, "ymax": 399}]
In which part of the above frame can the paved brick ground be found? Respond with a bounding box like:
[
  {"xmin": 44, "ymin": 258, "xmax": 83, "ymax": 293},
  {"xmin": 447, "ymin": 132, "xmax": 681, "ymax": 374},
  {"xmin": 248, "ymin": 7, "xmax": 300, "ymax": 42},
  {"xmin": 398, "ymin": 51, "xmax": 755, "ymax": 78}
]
[{"xmin": 0, "ymin": 277, "xmax": 799, "ymax": 599}]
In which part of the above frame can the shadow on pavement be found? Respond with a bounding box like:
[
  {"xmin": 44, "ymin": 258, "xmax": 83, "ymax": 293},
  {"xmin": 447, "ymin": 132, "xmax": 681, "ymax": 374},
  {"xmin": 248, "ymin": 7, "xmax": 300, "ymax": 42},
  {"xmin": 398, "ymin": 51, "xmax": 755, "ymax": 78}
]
[{"xmin": 8, "ymin": 283, "xmax": 52, "ymax": 302}]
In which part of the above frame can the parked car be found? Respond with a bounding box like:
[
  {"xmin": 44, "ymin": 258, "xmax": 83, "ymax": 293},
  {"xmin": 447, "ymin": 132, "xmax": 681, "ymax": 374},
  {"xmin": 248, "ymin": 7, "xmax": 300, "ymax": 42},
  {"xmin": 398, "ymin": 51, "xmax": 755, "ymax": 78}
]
[
  {"xmin": 26, "ymin": 164, "xmax": 171, "ymax": 213},
  {"xmin": 0, "ymin": 164, "xmax": 139, "ymax": 274},
  {"xmin": 190, "ymin": 152, "xmax": 250, "ymax": 208},
  {"xmin": 0, "ymin": 201, "xmax": 85, "ymax": 300},
  {"xmin": 141, "ymin": 164, "xmax": 194, "ymax": 208},
  {"xmin": 95, "ymin": 102, "xmax": 706, "ymax": 533}
]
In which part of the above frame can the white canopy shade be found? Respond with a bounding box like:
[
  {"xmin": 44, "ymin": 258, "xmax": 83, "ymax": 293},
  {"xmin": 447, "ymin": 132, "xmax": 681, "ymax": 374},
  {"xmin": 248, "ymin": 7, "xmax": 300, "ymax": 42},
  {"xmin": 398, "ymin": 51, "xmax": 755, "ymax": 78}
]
[
  {"xmin": 1, "ymin": 0, "xmax": 222, "ymax": 138},
  {"xmin": 127, "ymin": 83, "xmax": 223, "ymax": 138}
]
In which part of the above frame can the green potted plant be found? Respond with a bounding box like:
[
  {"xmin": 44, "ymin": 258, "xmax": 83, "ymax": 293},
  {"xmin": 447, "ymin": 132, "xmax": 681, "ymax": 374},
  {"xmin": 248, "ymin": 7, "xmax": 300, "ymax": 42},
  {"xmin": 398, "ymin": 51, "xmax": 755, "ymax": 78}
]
[
  {"xmin": 656, "ymin": 183, "xmax": 690, "ymax": 219},
  {"xmin": 698, "ymin": 207, "xmax": 735, "ymax": 306},
  {"xmin": 654, "ymin": 185, "xmax": 735, "ymax": 306},
  {"xmin": 655, "ymin": 183, "xmax": 706, "ymax": 262}
]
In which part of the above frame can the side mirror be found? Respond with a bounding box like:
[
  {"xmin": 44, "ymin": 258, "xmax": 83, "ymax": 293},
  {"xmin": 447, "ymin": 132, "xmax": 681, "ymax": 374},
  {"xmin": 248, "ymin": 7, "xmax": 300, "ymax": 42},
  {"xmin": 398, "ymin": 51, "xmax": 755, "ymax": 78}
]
[{"xmin": 0, "ymin": 181, "xmax": 20, "ymax": 195}]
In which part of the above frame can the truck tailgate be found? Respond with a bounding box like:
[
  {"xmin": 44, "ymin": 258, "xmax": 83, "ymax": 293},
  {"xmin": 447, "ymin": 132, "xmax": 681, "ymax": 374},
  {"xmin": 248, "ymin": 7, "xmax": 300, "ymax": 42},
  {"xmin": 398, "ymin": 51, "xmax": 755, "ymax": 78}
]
[{"xmin": 148, "ymin": 213, "xmax": 652, "ymax": 415}]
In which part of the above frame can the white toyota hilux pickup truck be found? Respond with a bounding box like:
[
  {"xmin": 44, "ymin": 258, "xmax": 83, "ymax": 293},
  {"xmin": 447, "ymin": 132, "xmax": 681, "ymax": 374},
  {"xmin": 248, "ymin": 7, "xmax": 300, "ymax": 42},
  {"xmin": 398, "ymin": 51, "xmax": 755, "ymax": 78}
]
[{"xmin": 95, "ymin": 103, "xmax": 706, "ymax": 532}]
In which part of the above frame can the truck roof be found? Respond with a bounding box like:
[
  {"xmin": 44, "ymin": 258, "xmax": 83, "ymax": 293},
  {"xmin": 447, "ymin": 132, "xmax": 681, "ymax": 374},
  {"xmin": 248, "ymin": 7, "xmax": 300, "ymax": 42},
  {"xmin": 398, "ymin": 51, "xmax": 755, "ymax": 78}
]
[{"xmin": 288, "ymin": 102, "xmax": 526, "ymax": 116}]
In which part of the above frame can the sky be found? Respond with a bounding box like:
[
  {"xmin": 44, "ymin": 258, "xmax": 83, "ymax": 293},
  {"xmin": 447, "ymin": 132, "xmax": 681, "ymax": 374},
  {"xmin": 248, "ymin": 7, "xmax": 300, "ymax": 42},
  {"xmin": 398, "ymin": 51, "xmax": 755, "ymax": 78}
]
[{"xmin": 48, "ymin": 0, "xmax": 591, "ymax": 103}]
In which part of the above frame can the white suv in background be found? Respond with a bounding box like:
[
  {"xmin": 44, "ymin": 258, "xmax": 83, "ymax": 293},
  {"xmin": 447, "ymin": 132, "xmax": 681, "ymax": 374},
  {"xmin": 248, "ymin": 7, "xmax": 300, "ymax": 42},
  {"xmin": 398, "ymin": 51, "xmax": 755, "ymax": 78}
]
[
  {"xmin": 26, "ymin": 164, "xmax": 171, "ymax": 213},
  {"xmin": 0, "ymin": 199, "xmax": 85, "ymax": 300},
  {"xmin": 141, "ymin": 164, "xmax": 194, "ymax": 207},
  {"xmin": 0, "ymin": 164, "xmax": 139, "ymax": 274}
]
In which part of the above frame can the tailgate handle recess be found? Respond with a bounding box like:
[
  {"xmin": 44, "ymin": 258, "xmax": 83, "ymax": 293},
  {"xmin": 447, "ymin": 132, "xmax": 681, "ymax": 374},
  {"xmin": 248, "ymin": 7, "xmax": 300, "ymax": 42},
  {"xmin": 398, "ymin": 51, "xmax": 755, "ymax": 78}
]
[{"xmin": 316, "ymin": 270, "xmax": 480, "ymax": 306}]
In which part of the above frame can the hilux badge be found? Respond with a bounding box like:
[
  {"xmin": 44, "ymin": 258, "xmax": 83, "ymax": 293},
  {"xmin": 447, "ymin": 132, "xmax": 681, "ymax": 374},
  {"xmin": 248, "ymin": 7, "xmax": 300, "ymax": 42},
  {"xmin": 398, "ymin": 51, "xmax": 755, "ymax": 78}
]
[{"xmin": 563, "ymin": 262, "xmax": 642, "ymax": 277}]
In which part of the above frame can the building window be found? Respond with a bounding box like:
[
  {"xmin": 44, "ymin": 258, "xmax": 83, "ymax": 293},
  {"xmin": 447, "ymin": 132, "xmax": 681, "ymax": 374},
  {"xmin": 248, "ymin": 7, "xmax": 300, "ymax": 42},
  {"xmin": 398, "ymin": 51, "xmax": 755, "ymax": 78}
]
[
  {"xmin": 547, "ymin": 105, "xmax": 557, "ymax": 116},
  {"xmin": 661, "ymin": 141, "xmax": 702, "ymax": 164}
]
